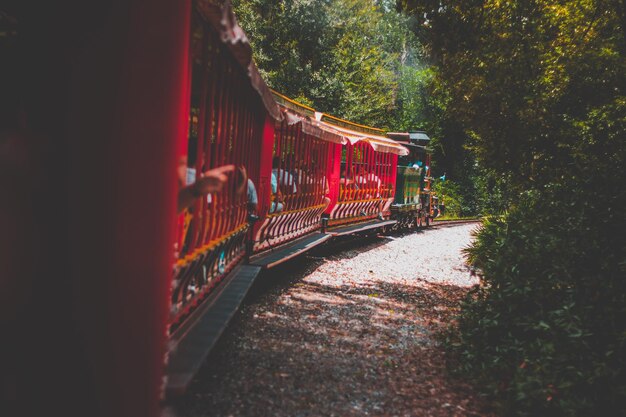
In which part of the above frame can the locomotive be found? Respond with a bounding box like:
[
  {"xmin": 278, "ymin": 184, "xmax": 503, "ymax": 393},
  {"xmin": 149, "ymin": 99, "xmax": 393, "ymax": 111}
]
[
  {"xmin": 388, "ymin": 131, "xmax": 436, "ymax": 229},
  {"xmin": 3, "ymin": 0, "xmax": 436, "ymax": 415}
]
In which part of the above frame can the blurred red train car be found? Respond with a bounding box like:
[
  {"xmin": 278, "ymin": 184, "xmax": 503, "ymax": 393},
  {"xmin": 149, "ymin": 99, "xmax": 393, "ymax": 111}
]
[{"xmin": 2, "ymin": 1, "xmax": 431, "ymax": 416}]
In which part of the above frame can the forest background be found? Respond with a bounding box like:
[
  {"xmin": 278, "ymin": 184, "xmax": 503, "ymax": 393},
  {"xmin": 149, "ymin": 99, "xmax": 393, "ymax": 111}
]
[{"xmin": 233, "ymin": 0, "xmax": 626, "ymax": 415}]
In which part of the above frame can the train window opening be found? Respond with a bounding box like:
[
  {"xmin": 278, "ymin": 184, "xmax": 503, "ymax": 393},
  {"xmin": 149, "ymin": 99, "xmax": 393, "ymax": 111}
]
[{"xmin": 256, "ymin": 118, "xmax": 333, "ymax": 251}]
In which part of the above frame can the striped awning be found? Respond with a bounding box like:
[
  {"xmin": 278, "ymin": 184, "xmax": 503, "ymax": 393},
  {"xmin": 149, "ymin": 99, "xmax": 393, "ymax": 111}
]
[
  {"xmin": 278, "ymin": 106, "xmax": 409, "ymax": 155},
  {"xmin": 307, "ymin": 118, "xmax": 409, "ymax": 156},
  {"xmin": 273, "ymin": 92, "xmax": 408, "ymax": 155}
]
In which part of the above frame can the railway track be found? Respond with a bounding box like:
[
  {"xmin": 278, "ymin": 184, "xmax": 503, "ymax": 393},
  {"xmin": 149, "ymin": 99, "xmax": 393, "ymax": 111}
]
[{"xmin": 432, "ymin": 218, "xmax": 482, "ymax": 227}]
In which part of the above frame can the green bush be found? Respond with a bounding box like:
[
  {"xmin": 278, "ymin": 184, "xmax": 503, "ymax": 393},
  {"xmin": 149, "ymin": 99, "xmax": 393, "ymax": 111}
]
[{"xmin": 447, "ymin": 174, "xmax": 626, "ymax": 416}]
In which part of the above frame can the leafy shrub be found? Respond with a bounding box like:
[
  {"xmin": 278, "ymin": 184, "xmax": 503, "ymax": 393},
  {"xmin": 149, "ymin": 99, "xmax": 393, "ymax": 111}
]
[{"xmin": 447, "ymin": 173, "xmax": 626, "ymax": 416}]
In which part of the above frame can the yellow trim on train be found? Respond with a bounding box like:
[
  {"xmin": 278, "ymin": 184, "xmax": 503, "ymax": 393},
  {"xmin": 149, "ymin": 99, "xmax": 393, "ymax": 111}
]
[
  {"xmin": 320, "ymin": 113, "xmax": 386, "ymax": 134},
  {"xmin": 336, "ymin": 197, "xmax": 391, "ymax": 204},
  {"xmin": 265, "ymin": 204, "xmax": 326, "ymax": 218},
  {"xmin": 175, "ymin": 222, "xmax": 248, "ymax": 267},
  {"xmin": 270, "ymin": 90, "xmax": 316, "ymax": 113}
]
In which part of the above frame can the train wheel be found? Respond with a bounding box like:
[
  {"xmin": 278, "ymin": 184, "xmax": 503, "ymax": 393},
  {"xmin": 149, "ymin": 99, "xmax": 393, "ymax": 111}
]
[{"xmin": 416, "ymin": 216, "xmax": 422, "ymax": 230}]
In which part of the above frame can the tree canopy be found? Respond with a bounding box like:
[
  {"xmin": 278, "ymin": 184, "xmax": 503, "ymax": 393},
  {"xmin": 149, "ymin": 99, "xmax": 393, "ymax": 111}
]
[
  {"xmin": 233, "ymin": 0, "xmax": 425, "ymax": 129},
  {"xmin": 400, "ymin": 0, "xmax": 625, "ymax": 187}
]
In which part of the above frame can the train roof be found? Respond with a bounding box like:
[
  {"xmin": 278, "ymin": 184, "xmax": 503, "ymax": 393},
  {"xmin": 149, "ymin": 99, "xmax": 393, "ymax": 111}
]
[
  {"xmin": 386, "ymin": 131, "xmax": 431, "ymax": 156},
  {"xmin": 387, "ymin": 131, "xmax": 430, "ymax": 142},
  {"xmin": 272, "ymin": 91, "xmax": 409, "ymax": 156}
]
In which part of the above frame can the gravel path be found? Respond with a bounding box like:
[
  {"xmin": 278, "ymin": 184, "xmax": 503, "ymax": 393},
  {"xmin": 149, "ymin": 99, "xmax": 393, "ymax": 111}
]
[{"xmin": 173, "ymin": 224, "xmax": 495, "ymax": 417}]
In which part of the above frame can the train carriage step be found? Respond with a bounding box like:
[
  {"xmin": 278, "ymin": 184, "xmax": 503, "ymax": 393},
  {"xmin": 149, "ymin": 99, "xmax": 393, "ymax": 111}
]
[
  {"xmin": 328, "ymin": 219, "xmax": 397, "ymax": 236},
  {"xmin": 250, "ymin": 233, "xmax": 332, "ymax": 269},
  {"xmin": 166, "ymin": 264, "xmax": 262, "ymax": 398}
]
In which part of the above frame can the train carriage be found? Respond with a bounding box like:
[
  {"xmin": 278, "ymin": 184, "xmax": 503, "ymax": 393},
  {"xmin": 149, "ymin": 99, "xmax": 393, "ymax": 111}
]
[
  {"xmin": 326, "ymin": 124, "xmax": 405, "ymax": 230},
  {"xmin": 166, "ymin": 0, "xmax": 284, "ymax": 395},
  {"xmin": 171, "ymin": 6, "xmax": 265, "ymax": 333},
  {"xmin": 251, "ymin": 101, "xmax": 335, "ymax": 254}
]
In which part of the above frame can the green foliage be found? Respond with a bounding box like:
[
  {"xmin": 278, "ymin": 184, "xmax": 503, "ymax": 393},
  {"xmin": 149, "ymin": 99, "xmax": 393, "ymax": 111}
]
[
  {"xmin": 431, "ymin": 179, "xmax": 462, "ymax": 218},
  {"xmin": 471, "ymin": 167, "xmax": 515, "ymax": 215},
  {"xmin": 399, "ymin": 68, "xmax": 488, "ymax": 215}
]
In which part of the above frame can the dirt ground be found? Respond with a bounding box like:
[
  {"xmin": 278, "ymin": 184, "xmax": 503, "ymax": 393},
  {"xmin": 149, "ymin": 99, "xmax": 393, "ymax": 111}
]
[{"xmin": 172, "ymin": 223, "xmax": 496, "ymax": 417}]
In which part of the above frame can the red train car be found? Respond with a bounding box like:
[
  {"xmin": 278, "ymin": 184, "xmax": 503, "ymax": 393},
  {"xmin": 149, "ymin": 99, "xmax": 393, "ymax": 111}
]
[
  {"xmin": 321, "ymin": 114, "xmax": 406, "ymax": 232},
  {"xmin": 169, "ymin": 2, "xmax": 275, "ymax": 335},
  {"xmin": 251, "ymin": 101, "xmax": 335, "ymax": 255}
]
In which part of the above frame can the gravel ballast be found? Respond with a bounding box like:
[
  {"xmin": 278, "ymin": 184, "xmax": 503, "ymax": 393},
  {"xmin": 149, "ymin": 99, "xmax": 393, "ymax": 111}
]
[{"xmin": 175, "ymin": 223, "xmax": 495, "ymax": 417}]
